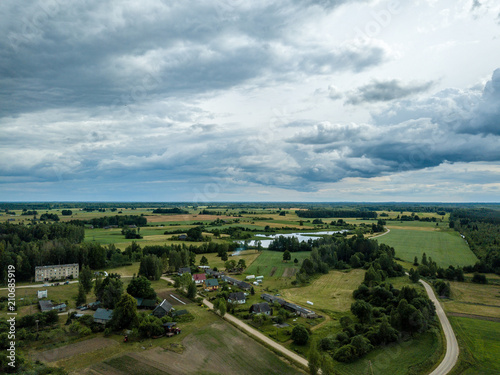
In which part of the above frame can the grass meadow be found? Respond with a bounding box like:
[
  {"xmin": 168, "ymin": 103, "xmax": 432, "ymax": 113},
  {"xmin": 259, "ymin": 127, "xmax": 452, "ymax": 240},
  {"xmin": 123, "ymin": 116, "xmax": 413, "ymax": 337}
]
[
  {"xmin": 449, "ymin": 316, "xmax": 500, "ymax": 375},
  {"xmin": 440, "ymin": 280, "xmax": 500, "ymax": 318},
  {"xmin": 378, "ymin": 228, "xmax": 478, "ymax": 267}
]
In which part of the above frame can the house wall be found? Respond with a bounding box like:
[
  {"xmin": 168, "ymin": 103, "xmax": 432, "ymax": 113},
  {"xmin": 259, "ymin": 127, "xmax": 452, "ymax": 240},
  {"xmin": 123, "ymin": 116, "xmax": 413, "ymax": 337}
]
[{"xmin": 35, "ymin": 264, "xmax": 79, "ymax": 282}]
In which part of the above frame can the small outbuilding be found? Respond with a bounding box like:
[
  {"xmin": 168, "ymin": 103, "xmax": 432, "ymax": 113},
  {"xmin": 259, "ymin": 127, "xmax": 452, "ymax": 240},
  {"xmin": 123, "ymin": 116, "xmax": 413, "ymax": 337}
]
[{"xmin": 152, "ymin": 299, "xmax": 173, "ymax": 318}]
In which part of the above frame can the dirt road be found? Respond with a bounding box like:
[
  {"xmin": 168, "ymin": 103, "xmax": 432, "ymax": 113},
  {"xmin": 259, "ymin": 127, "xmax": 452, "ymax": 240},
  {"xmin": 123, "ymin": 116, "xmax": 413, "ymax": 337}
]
[
  {"xmin": 202, "ymin": 298, "xmax": 309, "ymax": 369},
  {"xmin": 160, "ymin": 276, "xmax": 308, "ymax": 368}
]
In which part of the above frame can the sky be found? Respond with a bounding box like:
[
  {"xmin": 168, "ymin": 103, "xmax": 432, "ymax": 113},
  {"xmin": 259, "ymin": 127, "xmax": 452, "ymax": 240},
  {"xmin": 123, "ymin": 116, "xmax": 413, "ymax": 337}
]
[{"xmin": 1, "ymin": 0, "xmax": 500, "ymax": 203}]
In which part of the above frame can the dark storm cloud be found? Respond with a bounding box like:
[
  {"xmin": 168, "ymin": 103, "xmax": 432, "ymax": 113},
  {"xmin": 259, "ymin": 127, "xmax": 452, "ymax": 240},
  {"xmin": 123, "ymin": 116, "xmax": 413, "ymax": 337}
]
[
  {"xmin": 346, "ymin": 79, "xmax": 434, "ymax": 105},
  {"xmin": 284, "ymin": 70, "xmax": 500, "ymax": 186},
  {"xmin": 0, "ymin": 0, "xmax": 383, "ymax": 117}
]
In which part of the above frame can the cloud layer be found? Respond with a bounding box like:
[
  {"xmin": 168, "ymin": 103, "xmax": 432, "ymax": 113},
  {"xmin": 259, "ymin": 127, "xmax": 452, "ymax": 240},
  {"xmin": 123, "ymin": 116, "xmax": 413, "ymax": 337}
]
[{"xmin": 1, "ymin": 0, "xmax": 500, "ymax": 201}]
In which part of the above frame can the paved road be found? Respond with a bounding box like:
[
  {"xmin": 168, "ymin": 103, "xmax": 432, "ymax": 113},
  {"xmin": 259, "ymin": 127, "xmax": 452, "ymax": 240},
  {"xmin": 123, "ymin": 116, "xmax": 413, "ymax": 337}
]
[
  {"xmin": 419, "ymin": 279, "xmax": 459, "ymax": 375},
  {"xmin": 0, "ymin": 280, "xmax": 80, "ymax": 290}
]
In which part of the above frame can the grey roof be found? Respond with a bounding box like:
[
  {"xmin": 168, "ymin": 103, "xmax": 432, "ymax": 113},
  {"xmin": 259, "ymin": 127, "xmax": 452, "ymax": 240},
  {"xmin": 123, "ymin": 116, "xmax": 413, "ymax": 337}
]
[
  {"xmin": 178, "ymin": 267, "xmax": 191, "ymax": 274},
  {"xmin": 153, "ymin": 299, "xmax": 173, "ymax": 314},
  {"xmin": 35, "ymin": 263, "xmax": 79, "ymax": 270},
  {"xmin": 261, "ymin": 293, "xmax": 285, "ymax": 305},
  {"xmin": 94, "ymin": 308, "xmax": 113, "ymax": 321},
  {"xmin": 251, "ymin": 302, "xmax": 271, "ymax": 314},
  {"xmin": 222, "ymin": 276, "xmax": 252, "ymax": 290},
  {"xmin": 39, "ymin": 300, "xmax": 53, "ymax": 312},
  {"xmin": 228, "ymin": 292, "xmax": 246, "ymax": 301}
]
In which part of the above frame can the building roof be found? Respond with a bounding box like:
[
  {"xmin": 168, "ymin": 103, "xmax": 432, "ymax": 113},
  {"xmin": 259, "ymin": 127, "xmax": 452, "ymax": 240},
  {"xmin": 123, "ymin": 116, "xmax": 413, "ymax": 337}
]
[
  {"xmin": 35, "ymin": 263, "xmax": 79, "ymax": 270},
  {"xmin": 136, "ymin": 298, "xmax": 156, "ymax": 308},
  {"xmin": 193, "ymin": 273, "xmax": 206, "ymax": 281},
  {"xmin": 153, "ymin": 299, "xmax": 173, "ymax": 314},
  {"xmin": 251, "ymin": 302, "xmax": 271, "ymax": 314},
  {"xmin": 39, "ymin": 300, "xmax": 53, "ymax": 312},
  {"xmin": 261, "ymin": 293, "xmax": 285, "ymax": 306},
  {"xmin": 178, "ymin": 267, "xmax": 191, "ymax": 274},
  {"xmin": 228, "ymin": 292, "xmax": 246, "ymax": 301},
  {"xmin": 205, "ymin": 279, "xmax": 219, "ymax": 287},
  {"xmin": 94, "ymin": 308, "xmax": 113, "ymax": 321},
  {"xmin": 222, "ymin": 276, "xmax": 252, "ymax": 290}
]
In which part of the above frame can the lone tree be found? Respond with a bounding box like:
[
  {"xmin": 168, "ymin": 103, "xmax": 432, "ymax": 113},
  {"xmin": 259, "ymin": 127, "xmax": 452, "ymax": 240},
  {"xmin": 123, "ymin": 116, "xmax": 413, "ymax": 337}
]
[
  {"xmin": 76, "ymin": 283, "xmax": 87, "ymax": 306},
  {"xmin": 139, "ymin": 254, "xmax": 162, "ymax": 280},
  {"xmin": 79, "ymin": 265, "xmax": 93, "ymax": 294},
  {"xmin": 187, "ymin": 281, "xmax": 197, "ymax": 299},
  {"xmin": 112, "ymin": 293, "xmax": 139, "ymax": 330},
  {"xmin": 213, "ymin": 298, "xmax": 227, "ymax": 317},
  {"xmin": 283, "ymin": 250, "xmax": 291, "ymax": 262},
  {"xmin": 409, "ymin": 268, "xmax": 420, "ymax": 283},
  {"xmin": 291, "ymin": 324, "xmax": 309, "ymax": 345},
  {"xmin": 200, "ymin": 256, "xmax": 208, "ymax": 266},
  {"xmin": 126, "ymin": 276, "xmax": 157, "ymax": 300}
]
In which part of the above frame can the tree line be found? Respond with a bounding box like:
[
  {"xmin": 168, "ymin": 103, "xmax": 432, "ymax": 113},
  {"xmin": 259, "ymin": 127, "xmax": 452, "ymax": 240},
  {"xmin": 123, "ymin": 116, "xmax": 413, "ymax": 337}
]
[
  {"xmin": 68, "ymin": 215, "xmax": 147, "ymax": 228},
  {"xmin": 296, "ymin": 209, "xmax": 378, "ymax": 219},
  {"xmin": 449, "ymin": 208, "xmax": 500, "ymax": 274}
]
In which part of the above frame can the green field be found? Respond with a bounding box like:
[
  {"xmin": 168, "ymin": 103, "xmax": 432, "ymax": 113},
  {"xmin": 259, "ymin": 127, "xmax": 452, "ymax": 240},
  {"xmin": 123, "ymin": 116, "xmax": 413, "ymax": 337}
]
[
  {"xmin": 378, "ymin": 228, "xmax": 478, "ymax": 267},
  {"xmin": 449, "ymin": 316, "xmax": 500, "ymax": 375},
  {"xmin": 244, "ymin": 250, "xmax": 310, "ymax": 278}
]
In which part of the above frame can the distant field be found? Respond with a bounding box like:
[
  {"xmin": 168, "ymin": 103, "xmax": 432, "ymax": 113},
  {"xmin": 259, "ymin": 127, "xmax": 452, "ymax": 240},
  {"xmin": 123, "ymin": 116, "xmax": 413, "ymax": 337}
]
[
  {"xmin": 378, "ymin": 228, "xmax": 478, "ymax": 267},
  {"xmin": 449, "ymin": 316, "xmax": 500, "ymax": 375},
  {"xmin": 281, "ymin": 269, "xmax": 365, "ymax": 313},
  {"xmin": 440, "ymin": 280, "xmax": 500, "ymax": 319},
  {"xmin": 244, "ymin": 250, "xmax": 310, "ymax": 278}
]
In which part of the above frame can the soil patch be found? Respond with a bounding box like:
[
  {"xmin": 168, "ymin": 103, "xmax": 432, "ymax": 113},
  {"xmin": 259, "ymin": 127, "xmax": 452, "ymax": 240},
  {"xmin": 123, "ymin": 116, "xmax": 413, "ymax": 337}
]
[
  {"xmin": 269, "ymin": 266, "xmax": 278, "ymax": 277},
  {"xmin": 282, "ymin": 268, "xmax": 298, "ymax": 278},
  {"xmin": 37, "ymin": 338, "xmax": 118, "ymax": 363}
]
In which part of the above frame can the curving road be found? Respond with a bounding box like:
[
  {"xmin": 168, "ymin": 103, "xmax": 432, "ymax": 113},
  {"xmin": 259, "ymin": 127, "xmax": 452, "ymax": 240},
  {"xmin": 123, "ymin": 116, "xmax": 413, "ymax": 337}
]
[{"xmin": 419, "ymin": 279, "xmax": 459, "ymax": 375}]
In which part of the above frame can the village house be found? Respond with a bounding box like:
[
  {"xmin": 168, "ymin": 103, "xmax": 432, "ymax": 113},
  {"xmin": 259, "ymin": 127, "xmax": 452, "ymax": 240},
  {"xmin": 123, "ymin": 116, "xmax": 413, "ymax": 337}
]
[
  {"xmin": 227, "ymin": 291, "xmax": 246, "ymax": 304},
  {"xmin": 250, "ymin": 302, "xmax": 272, "ymax": 315},
  {"xmin": 35, "ymin": 263, "xmax": 79, "ymax": 282},
  {"xmin": 192, "ymin": 273, "xmax": 206, "ymax": 284},
  {"xmin": 205, "ymin": 268, "xmax": 221, "ymax": 278},
  {"xmin": 152, "ymin": 299, "xmax": 173, "ymax": 318},
  {"xmin": 178, "ymin": 267, "xmax": 191, "ymax": 276},
  {"xmin": 203, "ymin": 278, "xmax": 219, "ymax": 291},
  {"xmin": 93, "ymin": 308, "xmax": 113, "ymax": 324}
]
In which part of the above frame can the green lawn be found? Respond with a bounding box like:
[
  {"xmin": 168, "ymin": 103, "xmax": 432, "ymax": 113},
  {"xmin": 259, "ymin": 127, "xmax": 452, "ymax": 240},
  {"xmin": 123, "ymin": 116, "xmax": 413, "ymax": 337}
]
[
  {"xmin": 449, "ymin": 316, "xmax": 500, "ymax": 375},
  {"xmin": 378, "ymin": 228, "xmax": 478, "ymax": 267}
]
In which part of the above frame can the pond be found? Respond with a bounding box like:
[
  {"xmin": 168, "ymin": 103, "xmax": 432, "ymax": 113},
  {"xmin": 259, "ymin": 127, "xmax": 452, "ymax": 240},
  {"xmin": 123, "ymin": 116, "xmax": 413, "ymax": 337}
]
[{"xmin": 237, "ymin": 230, "xmax": 348, "ymax": 249}]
